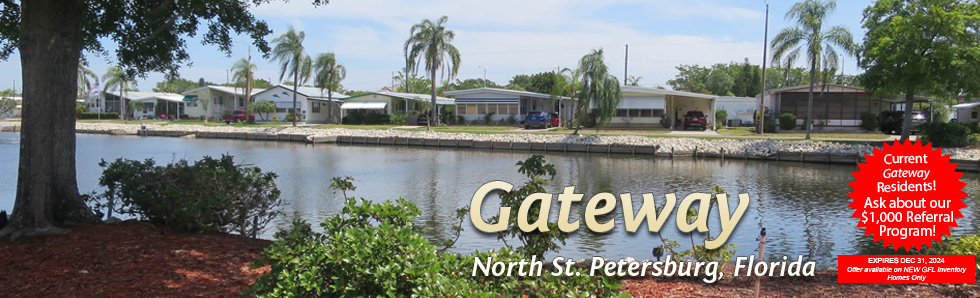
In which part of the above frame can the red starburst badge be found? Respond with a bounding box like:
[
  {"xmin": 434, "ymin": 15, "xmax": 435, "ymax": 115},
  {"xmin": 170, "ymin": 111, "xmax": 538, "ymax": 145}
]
[{"xmin": 848, "ymin": 139, "xmax": 967, "ymax": 251}]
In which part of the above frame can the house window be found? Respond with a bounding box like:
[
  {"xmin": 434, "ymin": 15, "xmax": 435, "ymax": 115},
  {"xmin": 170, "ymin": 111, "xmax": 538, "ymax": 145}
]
[
  {"xmin": 238, "ymin": 97, "xmax": 245, "ymax": 108},
  {"xmin": 215, "ymin": 96, "xmax": 223, "ymax": 105},
  {"xmin": 972, "ymin": 111, "xmax": 978, "ymax": 119},
  {"xmin": 312, "ymin": 102, "xmax": 321, "ymax": 113},
  {"xmin": 466, "ymin": 104, "xmax": 477, "ymax": 115},
  {"xmin": 616, "ymin": 109, "xmax": 628, "ymax": 117},
  {"xmin": 651, "ymin": 109, "xmax": 665, "ymax": 117},
  {"xmin": 457, "ymin": 104, "xmax": 467, "ymax": 115}
]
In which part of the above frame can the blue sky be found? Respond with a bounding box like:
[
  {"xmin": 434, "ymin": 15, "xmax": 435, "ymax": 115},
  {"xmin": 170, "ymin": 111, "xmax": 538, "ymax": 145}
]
[{"xmin": 0, "ymin": 0, "xmax": 876, "ymax": 93}]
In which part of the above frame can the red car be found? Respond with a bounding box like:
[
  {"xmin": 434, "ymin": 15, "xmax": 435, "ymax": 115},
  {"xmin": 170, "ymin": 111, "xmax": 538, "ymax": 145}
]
[
  {"xmin": 683, "ymin": 111, "xmax": 707, "ymax": 130},
  {"xmin": 222, "ymin": 109, "xmax": 255, "ymax": 123},
  {"xmin": 549, "ymin": 112, "xmax": 563, "ymax": 127}
]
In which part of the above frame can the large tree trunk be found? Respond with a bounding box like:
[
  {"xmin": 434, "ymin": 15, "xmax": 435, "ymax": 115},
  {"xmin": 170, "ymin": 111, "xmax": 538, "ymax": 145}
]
[
  {"xmin": 0, "ymin": 0, "xmax": 98, "ymax": 241},
  {"xmin": 327, "ymin": 90, "xmax": 334, "ymax": 123},
  {"xmin": 805, "ymin": 58, "xmax": 816, "ymax": 140},
  {"xmin": 429, "ymin": 68, "xmax": 437, "ymax": 129},
  {"xmin": 900, "ymin": 89, "xmax": 914, "ymax": 142}
]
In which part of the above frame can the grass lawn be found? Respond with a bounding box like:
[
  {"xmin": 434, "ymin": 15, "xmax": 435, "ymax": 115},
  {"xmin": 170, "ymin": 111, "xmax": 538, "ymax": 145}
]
[
  {"xmin": 717, "ymin": 127, "xmax": 891, "ymax": 140},
  {"xmin": 161, "ymin": 121, "xmax": 290, "ymax": 127},
  {"xmin": 312, "ymin": 124, "xmax": 401, "ymax": 130}
]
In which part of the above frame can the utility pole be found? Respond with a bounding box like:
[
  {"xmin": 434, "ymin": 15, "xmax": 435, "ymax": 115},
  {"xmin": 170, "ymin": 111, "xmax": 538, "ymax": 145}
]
[
  {"xmin": 624, "ymin": 44, "xmax": 629, "ymax": 85},
  {"xmin": 479, "ymin": 66, "xmax": 486, "ymax": 88},
  {"xmin": 759, "ymin": 2, "xmax": 769, "ymax": 135}
]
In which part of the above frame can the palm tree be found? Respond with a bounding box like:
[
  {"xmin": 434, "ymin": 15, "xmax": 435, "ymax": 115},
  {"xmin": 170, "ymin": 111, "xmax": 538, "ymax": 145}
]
[
  {"xmin": 77, "ymin": 59, "xmax": 98, "ymax": 99},
  {"xmin": 573, "ymin": 49, "xmax": 622, "ymax": 134},
  {"xmin": 271, "ymin": 26, "xmax": 307, "ymax": 127},
  {"xmin": 404, "ymin": 16, "xmax": 461, "ymax": 128},
  {"xmin": 102, "ymin": 66, "xmax": 137, "ymax": 121},
  {"xmin": 248, "ymin": 100, "xmax": 277, "ymax": 121},
  {"xmin": 770, "ymin": 0, "xmax": 855, "ymax": 139},
  {"xmin": 231, "ymin": 58, "xmax": 256, "ymax": 116},
  {"xmin": 626, "ymin": 75, "xmax": 643, "ymax": 87},
  {"xmin": 313, "ymin": 52, "xmax": 346, "ymax": 123}
]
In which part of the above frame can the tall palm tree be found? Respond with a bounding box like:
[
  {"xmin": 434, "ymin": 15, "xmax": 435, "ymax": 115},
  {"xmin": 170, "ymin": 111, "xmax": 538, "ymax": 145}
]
[
  {"xmin": 770, "ymin": 0, "xmax": 855, "ymax": 139},
  {"xmin": 77, "ymin": 58, "xmax": 98, "ymax": 99},
  {"xmin": 271, "ymin": 26, "xmax": 307, "ymax": 127},
  {"xmin": 102, "ymin": 66, "xmax": 137, "ymax": 121},
  {"xmin": 313, "ymin": 52, "xmax": 346, "ymax": 123},
  {"xmin": 231, "ymin": 58, "xmax": 257, "ymax": 115},
  {"xmin": 574, "ymin": 49, "xmax": 622, "ymax": 134},
  {"xmin": 404, "ymin": 16, "xmax": 461, "ymax": 128}
]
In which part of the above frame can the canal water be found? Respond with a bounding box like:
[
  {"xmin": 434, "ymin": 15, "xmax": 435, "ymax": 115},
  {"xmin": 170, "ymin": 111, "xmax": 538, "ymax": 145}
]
[{"xmin": 0, "ymin": 132, "xmax": 977, "ymax": 268}]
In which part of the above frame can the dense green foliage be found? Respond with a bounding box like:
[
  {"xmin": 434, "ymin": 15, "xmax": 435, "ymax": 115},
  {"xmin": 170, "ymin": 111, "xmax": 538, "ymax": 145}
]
[
  {"xmin": 779, "ymin": 113, "xmax": 798, "ymax": 130},
  {"xmin": 715, "ymin": 110, "xmax": 728, "ymax": 129},
  {"xmin": 342, "ymin": 111, "xmax": 390, "ymax": 125},
  {"xmin": 489, "ymin": 155, "xmax": 569, "ymax": 258},
  {"xmin": 860, "ymin": 0, "xmax": 980, "ymax": 140},
  {"xmin": 153, "ymin": 77, "xmax": 199, "ymax": 93},
  {"xmin": 246, "ymin": 179, "xmax": 629, "ymax": 297},
  {"xmin": 76, "ymin": 112, "xmax": 119, "ymax": 119},
  {"xmin": 449, "ymin": 78, "xmax": 499, "ymax": 90},
  {"xmin": 573, "ymin": 49, "xmax": 622, "ymax": 132},
  {"xmin": 89, "ymin": 155, "xmax": 282, "ymax": 236},
  {"xmin": 860, "ymin": 112, "xmax": 880, "ymax": 132},
  {"xmin": 918, "ymin": 122, "xmax": 972, "ymax": 148},
  {"xmin": 509, "ymin": 72, "xmax": 563, "ymax": 95}
]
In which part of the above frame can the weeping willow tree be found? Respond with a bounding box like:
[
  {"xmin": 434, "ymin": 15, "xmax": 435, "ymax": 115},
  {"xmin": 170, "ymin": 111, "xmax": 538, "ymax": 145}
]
[{"xmin": 572, "ymin": 48, "xmax": 622, "ymax": 134}]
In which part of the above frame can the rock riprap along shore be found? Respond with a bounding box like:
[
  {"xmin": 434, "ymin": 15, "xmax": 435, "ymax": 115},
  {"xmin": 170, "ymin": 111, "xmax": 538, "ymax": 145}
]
[{"xmin": 71, "ymin": 122, "xmax": 980, "ymax": 161}]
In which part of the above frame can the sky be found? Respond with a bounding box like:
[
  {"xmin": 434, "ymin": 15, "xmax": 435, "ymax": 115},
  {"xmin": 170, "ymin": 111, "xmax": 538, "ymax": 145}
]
[{"xmin": 0, "ymin": 0, "xmax": 877, "ymax": 94}]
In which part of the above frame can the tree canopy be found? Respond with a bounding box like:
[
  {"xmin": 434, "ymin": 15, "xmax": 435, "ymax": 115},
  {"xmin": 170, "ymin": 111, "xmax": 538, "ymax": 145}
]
[
  {"xmin": 404, "ymin": 15, "xmax": 461, "ymax": 127},
  {"xmin": 573, "ymin": 49, "xmax": 621, "ymax": 133},
  {"xmin": 771, "ymin": 0, "xmax": 856, "ymax": 139},
  {"xmin": 0, "ymin": 0, "xmax": 320, "ymax": 240},
  {"xmin": 153, "ymin": 77, "xmax": 199, "ymax": 93},
  {"xmin": 860, "ymin": 0, "xmax": 980, "ymax": 140}
]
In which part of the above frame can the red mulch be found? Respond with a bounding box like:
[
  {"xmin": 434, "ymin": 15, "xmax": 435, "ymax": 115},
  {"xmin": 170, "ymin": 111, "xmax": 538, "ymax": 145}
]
[
  {"xmin": 621, "ymin": 269, "xmax": 979, "ymax": 298},
  {"xmin": 0, "ymin": 223, "xmax": 270, "ymax": 298},
  {"xmin": 1, "ymin": 223, "xmax": 976, "ymax": 298}
]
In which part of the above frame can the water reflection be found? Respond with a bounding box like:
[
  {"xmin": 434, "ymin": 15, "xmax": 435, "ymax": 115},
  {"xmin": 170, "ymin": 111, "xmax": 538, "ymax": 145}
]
[{"xmin": 0, "ymin": 132, "xmax": 976, "ymax": 268}]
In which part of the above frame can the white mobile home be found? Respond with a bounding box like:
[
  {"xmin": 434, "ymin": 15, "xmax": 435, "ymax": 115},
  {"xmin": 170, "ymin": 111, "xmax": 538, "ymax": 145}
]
[
  {"xmin": 181, "ymin": 85, "xmax": 265, "ymax": 120},
  {"xmin": 252, "ymin": 85, "xmax": 346, "ymax": 123},
  {"xmin": 615, "ymin": 86, "xmax": 717, "ymax": 129},
  {"xmin": 715, "ymin": 96, "xmax": 758, "ymax": 127},
  {"xmin": 444, "ymin": 88, "xmax": 573, "ymax": 124}
]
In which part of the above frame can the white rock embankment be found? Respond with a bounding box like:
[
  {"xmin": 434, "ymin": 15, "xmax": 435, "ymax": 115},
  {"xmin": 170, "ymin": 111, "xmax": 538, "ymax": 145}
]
[{"xmin": 74, "ymin": 122, "xmax": 980, "ymax": 161}]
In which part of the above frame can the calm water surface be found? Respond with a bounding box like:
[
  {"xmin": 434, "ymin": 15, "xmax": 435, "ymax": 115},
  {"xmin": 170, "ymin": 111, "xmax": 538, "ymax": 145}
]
[{"xmin": 0, "ymin": 132, "xmax": 977, "ymax": 267}]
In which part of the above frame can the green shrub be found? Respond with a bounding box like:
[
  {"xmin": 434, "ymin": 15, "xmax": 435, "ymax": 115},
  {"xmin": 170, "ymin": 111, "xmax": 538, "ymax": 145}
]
[
  {"xmin": 778, "ymin": 113, "xmax": 797, "ymax": 130},
  {"xmin": 815, "ymin": 114, "xmax": 829, "ymax": 130},
  {"xmin": 491, "ymin": 155, "xmax": 568, "ymax": 258},
  {"xmin": 89, "ymin": 155, "xmax": 282, "ymax": 236},
  {"xmin": 342, "ymin": 111, "xmax": 389, "ymax": 125},
  {"xmin": 483, "ymin": 112, "xmax": 496, "ymax": 124},
  {"xmin": 77, "ymin": 112, "xmax": 120, "ymax": 119},
  {"xmin": 969, "ymin": 133, "xmax": 980, "ymax": 147},
  {"xmin": 968, "ymin": 122, "xmax": 980, "ymax": 134},
  {"xmin": 456, "ymin": 115, "xmax": 466, "ymax": 125},
  {"xmin": 506, "ymin": 114, "xmax": 517, "ymax": 126},
  {"xmin": 246, "ymin": 190, "xmax": 629, "ymax": 297},
  {"xmin": 440, "ymin": 107, "xmax": 455, "ymax": 125},
  {"xmin": 860, "ymin": 112, "xmax": 880, "ymax": 132},
  {"xmin": 390, "ymin": 113, "xmax": 406, "ymax": 125},
  {"xmin": 715, "ymin": 109, "xmax": 728, "ymax": 128},
  {"xmin": 919, "ymin": 121, "xmax": 972, "ymax": 147},
  {"xmin": 363, "ymin": 113, "xmax": 390, "ymax": 124}
]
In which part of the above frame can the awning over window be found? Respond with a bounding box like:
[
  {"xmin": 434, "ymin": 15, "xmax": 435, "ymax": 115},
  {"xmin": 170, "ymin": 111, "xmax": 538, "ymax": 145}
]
[
  {"xmin": 182, "ymin": 95, "xmax": 198, "ymax": 102},
  {"xmin": 619, "ymin": 96, "xmax": 665, "ymax": 109},
  {"xmin": 341, "ymin": 101, "xmax": 388, "ymax": 110}
]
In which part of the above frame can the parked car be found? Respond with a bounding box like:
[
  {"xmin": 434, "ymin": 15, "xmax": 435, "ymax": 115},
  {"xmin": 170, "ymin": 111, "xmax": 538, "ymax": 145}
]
[
  {"xmin": 683, "ymin": 111, "xmax": 707, "ymax": 130},
  {"xmin": 879, "ymin": 111, "xmax": 925, "ymax": 135},
  {"xmin": 549, "ymin": 112, "xmax": 563, "ymax": 127},
  {"xmin": 222, "ymin": 109, "xmax": 255, "ymax": 123},
  {"xmin": 524, "ymin": 110, "xmax": 552, "ymax": 129}
]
